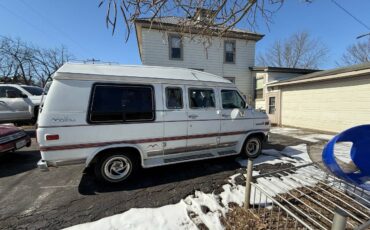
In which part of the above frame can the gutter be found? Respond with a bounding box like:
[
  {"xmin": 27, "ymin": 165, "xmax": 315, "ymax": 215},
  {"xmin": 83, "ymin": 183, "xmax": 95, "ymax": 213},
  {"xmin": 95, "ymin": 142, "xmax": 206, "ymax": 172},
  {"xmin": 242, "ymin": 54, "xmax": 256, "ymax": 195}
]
[{"xmin": 267, "ymin": 69, "xmax": 370, "ymax": 87}]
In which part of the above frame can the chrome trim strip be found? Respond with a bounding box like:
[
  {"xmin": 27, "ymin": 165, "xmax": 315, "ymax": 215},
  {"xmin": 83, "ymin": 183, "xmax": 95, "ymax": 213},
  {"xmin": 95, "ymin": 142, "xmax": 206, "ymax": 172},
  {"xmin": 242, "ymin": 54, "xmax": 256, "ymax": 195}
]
[
  {"xmin": 38, "ymin": 117, "xmax": 261, "ymax": 129},
  {"xmin": 149, "ymin": 141, "xmax": 238, "ymax": 156},
  {"xmin": 40, "ymin": 129, "xmax": 269, "ymax": 152}
]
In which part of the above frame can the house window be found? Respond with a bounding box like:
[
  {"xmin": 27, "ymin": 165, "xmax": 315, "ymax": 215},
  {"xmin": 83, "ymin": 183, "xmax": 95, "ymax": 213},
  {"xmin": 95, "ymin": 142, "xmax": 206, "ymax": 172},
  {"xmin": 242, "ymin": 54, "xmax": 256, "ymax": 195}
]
[
  {"xmin": 255, "ymin": 77, "xmax": 265, "ymax": 99},
  {"xmin": 166, "ymin": 87, "xmax": 183, "ymax": 109},
  {"xmin": 89, "ymin": 84, "xmax": 155, "ymax": 123},
  {"xmin": 224, "ymin": 77, "xmax": 235, "ymax": 83},
  {"xmin": 224, "ymin": 41, "xmax": 235, "ymax": 63},
  {"xmin": 169, "ymin": 34, "xmax": 182, "ymax": 60},
  {"xmin": 268, "ymin": 97, "xmax": 276, "ymax": 114},
  {"xmin": 189, "ymin": 88, "xmax": 215, "ymax": 109}
]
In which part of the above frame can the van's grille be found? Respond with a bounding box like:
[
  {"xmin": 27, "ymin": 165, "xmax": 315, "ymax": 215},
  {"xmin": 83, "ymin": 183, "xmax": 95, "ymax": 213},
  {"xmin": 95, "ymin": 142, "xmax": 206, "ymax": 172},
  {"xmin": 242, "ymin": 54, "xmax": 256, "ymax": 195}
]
[{"xmin": 0, "ymin": 131, "xmax": 26, "ymax": 144}]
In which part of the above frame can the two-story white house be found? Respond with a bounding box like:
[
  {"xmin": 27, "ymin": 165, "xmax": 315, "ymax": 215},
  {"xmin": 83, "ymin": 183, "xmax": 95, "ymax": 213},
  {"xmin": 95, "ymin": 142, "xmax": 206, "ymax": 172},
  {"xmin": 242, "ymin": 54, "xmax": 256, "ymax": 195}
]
[{"xmin": 134, "ymin": 13, "xmax": 264, "ymax": 104}]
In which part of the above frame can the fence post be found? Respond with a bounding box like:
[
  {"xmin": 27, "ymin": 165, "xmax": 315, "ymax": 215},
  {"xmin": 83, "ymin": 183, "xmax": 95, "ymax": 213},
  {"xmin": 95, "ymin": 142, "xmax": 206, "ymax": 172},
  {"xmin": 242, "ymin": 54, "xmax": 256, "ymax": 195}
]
[
  {"xmin": 331, "ymin": 207, "xmax": 348, "ymax": 230},
  {"xmin": 244, "ymin": 159, "xmax": 253, "ymax": 210}
]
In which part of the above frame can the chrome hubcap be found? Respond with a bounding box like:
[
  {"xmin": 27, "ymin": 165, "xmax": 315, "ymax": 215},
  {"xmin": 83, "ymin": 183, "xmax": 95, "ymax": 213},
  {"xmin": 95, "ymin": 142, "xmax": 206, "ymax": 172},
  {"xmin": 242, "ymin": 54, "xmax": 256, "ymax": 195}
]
[
  {"xmin": 104, "ymin": 156, "xmax": 131, "ymax": 180},
  {"xmin": 246, "ymin": 139, "xmax": 260, "ymax": 156}
]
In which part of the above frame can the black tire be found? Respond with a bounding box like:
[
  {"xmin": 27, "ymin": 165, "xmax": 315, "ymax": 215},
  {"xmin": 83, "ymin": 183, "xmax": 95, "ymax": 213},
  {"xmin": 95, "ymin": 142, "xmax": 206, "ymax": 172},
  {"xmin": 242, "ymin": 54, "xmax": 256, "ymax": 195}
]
[
  {"xmin": 243, "ymin": 136, "xmax": 262, "ymax": 158},
  {"xmin": 94, "ymin": 151, "xmax": 139, "ymax": 184}
]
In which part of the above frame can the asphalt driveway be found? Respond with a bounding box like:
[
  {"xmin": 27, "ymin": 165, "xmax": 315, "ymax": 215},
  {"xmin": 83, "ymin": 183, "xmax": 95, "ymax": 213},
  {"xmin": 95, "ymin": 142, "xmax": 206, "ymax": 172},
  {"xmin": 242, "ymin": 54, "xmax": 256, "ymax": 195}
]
[{"xmin": 0, "ymin": 128, "xmax": 327, "ymax": 230}]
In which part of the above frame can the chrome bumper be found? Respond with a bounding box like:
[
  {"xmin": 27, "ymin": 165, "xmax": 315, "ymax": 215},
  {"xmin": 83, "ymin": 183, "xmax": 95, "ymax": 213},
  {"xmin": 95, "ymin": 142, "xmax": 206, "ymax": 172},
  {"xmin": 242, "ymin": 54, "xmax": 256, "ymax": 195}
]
[
  {"xmin": 37, "ymin": 159, "xmax": 49, "ymax": 171},
  {"xmin": 37, "ymin": 158, "xmax": 85, "ymax": 171}
]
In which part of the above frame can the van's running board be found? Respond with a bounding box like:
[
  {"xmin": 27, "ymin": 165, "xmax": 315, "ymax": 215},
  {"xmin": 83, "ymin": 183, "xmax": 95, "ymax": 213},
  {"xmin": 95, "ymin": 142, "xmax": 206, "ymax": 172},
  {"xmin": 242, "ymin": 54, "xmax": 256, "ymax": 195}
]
[
  {"xmin": 164, "ymin": 153, "xmax": 213, "ymax": 163},
  {"xmin": 218, "ymin": 150, "xmax": 237, "ymax": 156}
]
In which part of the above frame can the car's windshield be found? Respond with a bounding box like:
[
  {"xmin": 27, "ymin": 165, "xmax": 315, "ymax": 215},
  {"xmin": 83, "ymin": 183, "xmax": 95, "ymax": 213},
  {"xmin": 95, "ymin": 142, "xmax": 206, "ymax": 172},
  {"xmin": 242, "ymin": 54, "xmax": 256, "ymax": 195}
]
[{"xmin": 21, "ymin": 86, "xmax": 44, "ymax": 96}]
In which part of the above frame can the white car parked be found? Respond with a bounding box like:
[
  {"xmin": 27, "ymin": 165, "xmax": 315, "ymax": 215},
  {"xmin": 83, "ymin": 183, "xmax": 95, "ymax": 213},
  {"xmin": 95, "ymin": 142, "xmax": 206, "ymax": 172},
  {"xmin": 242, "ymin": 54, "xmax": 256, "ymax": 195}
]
[
  {"xmin": 0, "ymin": 84, "xmax": 44, "ymax": 123},
  {"xmin": 37, "ymin": 63, "xmax": 270, "ymax": 183}
]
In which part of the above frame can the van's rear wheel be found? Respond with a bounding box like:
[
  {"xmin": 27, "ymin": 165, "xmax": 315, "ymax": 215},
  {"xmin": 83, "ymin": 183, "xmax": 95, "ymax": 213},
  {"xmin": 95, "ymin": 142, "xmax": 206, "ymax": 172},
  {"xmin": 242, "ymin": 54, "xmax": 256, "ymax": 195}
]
[
  {"xmin": 95, "ymin": 152, "xmax": 138, "ymax": 183},
  {"xmin": 244, "ymin": 136, "xmax": 262, "ymax": 158}
]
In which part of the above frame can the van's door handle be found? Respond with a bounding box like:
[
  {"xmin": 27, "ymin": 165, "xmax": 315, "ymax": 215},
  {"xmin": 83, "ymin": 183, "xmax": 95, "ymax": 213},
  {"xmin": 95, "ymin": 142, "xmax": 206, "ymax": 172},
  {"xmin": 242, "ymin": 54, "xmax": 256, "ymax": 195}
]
[{"xmin": 188, "ymin": 114, "xmax": 198, "ymax": 119}]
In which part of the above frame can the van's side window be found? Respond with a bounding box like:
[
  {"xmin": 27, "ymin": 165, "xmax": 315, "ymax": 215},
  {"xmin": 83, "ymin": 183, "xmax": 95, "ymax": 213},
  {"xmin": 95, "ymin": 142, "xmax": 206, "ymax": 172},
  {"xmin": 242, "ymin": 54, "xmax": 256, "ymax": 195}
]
[
  {"xmin": 89, "ymin": 84, "xmax": 155, "ymax": 123},
  {"xmin": 189, "ymin": 88, "xmax": 215, "ymax": 109},
  {"xmin": 166, "ymin": 87, "xmax": 183, "ymax": 109},
  {"xmin": 221, "ymin": 90, "xmax": 245, "ymax": 109}
]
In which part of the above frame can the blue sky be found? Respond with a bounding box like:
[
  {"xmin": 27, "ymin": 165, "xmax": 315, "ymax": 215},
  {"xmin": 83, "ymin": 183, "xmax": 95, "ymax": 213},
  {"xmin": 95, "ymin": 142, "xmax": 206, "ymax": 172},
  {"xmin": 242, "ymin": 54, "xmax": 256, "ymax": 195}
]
[{"xmin": 0, "ymin": 0, "xmax": 369, "ymax": 69}]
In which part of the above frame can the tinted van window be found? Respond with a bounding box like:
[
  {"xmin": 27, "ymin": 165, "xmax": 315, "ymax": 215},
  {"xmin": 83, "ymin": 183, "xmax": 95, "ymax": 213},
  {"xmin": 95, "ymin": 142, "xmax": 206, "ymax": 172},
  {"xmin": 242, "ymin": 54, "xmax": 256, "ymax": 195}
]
[
  {"xmin": 89, "ymin": 84, "xmax": 154, "ymax": 123},
  {"xmin": 166, "ymin": 87, "xmax": 183, "ymax": 109},
  {"xmin": 189, "ymin": 88, "xmax": 215, "ymax": 109}
]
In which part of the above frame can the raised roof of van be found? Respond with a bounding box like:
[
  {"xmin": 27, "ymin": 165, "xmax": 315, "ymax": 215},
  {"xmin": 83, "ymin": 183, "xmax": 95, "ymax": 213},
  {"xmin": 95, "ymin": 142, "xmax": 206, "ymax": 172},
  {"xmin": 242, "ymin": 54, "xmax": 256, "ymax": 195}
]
[{"xmin": 54, "ymin": 63, "xmax": 231, "ymax": 84}]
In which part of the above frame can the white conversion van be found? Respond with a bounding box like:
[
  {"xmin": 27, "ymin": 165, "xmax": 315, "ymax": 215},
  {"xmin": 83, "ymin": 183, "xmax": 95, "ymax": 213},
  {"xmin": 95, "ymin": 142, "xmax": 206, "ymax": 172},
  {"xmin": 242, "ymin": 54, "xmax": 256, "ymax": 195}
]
[{"xmin": 37, "ymin": 63, "xmax": 270, "ymax": 183}]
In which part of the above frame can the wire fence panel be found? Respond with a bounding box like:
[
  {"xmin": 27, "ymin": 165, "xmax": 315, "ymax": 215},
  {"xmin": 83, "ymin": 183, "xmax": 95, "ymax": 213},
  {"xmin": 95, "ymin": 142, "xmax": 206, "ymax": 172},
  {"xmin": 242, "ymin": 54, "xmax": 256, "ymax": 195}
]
[{"xmin": 245, "ymin": 163, "xmax": 370, "ymax": 230}]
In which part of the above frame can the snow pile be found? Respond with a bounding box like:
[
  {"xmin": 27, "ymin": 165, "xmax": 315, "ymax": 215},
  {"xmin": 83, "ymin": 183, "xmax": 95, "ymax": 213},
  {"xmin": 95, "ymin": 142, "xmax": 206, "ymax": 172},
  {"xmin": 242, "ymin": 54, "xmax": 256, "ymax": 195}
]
[
  {"xmin": 69, "ymin": 201, "xmax": 196, "ymax": 230},
  {"xmin": 66, "ymin": 144, "xmax": 316, "ymax": 230}
]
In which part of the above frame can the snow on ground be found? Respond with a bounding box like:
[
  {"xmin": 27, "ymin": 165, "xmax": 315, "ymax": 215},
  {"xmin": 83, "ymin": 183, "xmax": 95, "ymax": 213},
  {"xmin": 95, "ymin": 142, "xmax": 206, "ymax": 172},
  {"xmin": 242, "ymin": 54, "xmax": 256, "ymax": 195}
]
[
  {"xmin": 270, "ymin": 127, "xmax": 333, "ymax": 143},
  {"xmin": 271, "ymin": 127, "xmax": 353, "ymax": 165},
  {"xmin": 67, "ymin": 144, "xmax": 319, "ymax": 230}
]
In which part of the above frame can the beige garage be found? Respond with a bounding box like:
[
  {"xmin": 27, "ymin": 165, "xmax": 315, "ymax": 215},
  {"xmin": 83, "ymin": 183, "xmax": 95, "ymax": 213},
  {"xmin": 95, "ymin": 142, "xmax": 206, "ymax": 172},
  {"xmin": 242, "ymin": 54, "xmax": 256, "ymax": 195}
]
[{"xmin": 266, "ymin": 63, "xmax": 370, "ymax": 133}]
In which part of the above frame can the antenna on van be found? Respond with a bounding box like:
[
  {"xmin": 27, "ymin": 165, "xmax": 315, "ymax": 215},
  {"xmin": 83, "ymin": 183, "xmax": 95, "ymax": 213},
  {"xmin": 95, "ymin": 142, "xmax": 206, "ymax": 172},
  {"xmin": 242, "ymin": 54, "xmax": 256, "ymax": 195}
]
[
  {"xmin": 84, "ymin": 58, "xmax": 101, "ymax": 64},
  {"xmin": 191, "ymin": 72, "xmax": 200, "ymax": 81}
]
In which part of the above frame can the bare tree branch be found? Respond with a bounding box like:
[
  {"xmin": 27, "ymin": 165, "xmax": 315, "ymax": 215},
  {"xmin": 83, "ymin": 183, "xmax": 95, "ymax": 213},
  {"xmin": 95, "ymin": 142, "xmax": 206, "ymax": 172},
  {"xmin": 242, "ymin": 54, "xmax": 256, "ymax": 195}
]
[
  {"xmin": 257, "ymin": 31, "xmax": 328, "ymax": 69},
  {"xmin": 98, "ymin": 0, "xmax": 312, "ymax": 41},
  {"xmin": 0, "ymin": 36, "xmax": 73, "ymax": 86},
  {"xmin": 338, "ymin": 38, "xmax": 370, "ymax": 66}
]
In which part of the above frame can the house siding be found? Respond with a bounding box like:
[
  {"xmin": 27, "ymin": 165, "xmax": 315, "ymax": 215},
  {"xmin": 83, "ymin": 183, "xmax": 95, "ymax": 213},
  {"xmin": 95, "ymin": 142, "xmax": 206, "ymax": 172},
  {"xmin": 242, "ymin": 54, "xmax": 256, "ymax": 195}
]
[
  {"xmin": 140, "ymin": 28, "xmax": 256, "ymax": 102},
  {"xmin": 280, "ymin": 75, "xmax": 370, "ymax": 133},
  {"xmin": 253, "ymin": 71, "xmax": 305, "ymax": 110}
]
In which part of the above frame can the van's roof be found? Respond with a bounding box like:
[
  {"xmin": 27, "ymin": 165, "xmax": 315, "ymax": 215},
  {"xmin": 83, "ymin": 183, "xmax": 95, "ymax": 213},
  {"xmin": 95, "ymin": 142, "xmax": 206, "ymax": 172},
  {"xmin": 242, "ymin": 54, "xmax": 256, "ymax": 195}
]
[{"xmin": 54, "ymin": 63, "xmax": 232, "ymax": 84}]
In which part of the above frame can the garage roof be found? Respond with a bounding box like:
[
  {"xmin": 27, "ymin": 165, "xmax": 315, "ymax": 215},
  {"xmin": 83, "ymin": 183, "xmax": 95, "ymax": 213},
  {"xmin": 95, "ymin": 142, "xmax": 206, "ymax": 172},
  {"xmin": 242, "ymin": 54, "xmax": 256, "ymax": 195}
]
[{"xmin": 268, "ymin": 62, "xmax": 370, "ymax": 87}]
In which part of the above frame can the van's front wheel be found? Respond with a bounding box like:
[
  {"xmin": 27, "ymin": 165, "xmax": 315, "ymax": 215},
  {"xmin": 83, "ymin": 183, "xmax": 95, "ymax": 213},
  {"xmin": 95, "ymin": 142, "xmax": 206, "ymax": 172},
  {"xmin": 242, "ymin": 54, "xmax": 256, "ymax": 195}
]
[
  {"xmin": 244, "ymin": 136, "xmax": 262, "ymax": 158},
  {"xmin": 95, "ymin": 152, "xmax": 138, "ymax": 183}
]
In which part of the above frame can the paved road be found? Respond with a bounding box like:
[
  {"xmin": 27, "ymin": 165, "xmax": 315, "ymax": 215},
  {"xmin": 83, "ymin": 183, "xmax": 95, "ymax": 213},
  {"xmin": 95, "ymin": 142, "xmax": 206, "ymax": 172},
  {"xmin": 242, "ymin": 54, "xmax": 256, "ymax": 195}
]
[{"xmin": 0, "ymin": 130, "xmax": 320, "ymax": 230}]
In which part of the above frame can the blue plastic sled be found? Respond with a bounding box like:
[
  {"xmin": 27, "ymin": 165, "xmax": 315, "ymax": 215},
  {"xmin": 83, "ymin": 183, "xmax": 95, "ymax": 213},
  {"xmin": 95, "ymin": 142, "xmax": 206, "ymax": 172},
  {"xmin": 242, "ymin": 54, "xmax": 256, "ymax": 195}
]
[{"xmin": 322, "ymin": 125, "xmax": 370, "ymax": 191}]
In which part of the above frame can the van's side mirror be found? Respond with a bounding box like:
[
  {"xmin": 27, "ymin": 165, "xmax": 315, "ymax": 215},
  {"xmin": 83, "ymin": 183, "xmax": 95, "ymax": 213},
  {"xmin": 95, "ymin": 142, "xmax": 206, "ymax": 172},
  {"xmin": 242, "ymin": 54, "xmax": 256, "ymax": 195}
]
[{"xmin": 241, "ymin": 101, "xmax": 246, "ymax": 109}]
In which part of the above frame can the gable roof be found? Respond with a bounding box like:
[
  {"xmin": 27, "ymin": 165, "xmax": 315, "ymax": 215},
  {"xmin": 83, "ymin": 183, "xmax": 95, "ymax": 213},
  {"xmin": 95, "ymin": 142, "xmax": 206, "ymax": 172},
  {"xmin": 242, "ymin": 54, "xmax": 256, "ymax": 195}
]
[
  {"xmin": 268, "ymin": 62, "xmax": 370, "ymax": 87},
  {"xmin": 54, "ymin": 62, "xmax": 232, "ymax": 84},
  {"xmin": 134, "ymin": 16, "xmax": 264, "ymax": 41}
]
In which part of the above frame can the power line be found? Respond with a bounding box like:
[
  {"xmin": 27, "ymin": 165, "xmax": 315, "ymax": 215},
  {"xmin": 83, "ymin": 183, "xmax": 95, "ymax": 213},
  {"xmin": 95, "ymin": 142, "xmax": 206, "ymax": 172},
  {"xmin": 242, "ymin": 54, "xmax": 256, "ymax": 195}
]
[
  {"xmin": 331, "ymin": 0, "xmax": 370, "ymax": 31},
  {"xmin": 0, "ymin": 2, "xmax": 56, "ymax": 42},
  {"xmin": 18, "ymin": 0, "xmax": 94, "ymax": 57}
]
